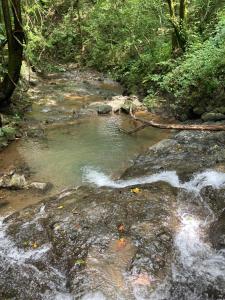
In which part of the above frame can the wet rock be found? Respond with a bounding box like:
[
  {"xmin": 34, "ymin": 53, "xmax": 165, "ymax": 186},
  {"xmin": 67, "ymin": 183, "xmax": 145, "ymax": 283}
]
[
  {"xmin": 193, "ymin": 106, "xmax": 206, "ymax": 116},
  {"xmin": 122, "ymin": 131, "xmax": 225, "ymax": 181},
  {"xmin": 8, "ymin": 174, "xmax": 27, "ymax": 189},
  {"xmin": 29, "ymin": 182, "xmax": 53, "ymax": 193},
  {"xmin": 0, "ymin": 173, "xmax": 28, "ymax": 190},
  {"xmin": 201, "ymin": 187, "xmax": 225, "ymax": 249},
  {"xmin": 97, "ymin": 104, "xmax": 112, "ymax": 115},
  {"xmin": 0, "ymin": 182, "xmax": 177, "ymax": 299},
  {"xmin": 201, "ymin": 112, "xmax": 225, "ymax": 122}
]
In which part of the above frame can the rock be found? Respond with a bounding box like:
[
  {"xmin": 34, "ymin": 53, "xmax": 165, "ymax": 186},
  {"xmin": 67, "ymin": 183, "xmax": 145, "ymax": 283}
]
[
  {"xmin": 0, "ymin": 200, "xmax": 9, "ymax": 209},
  {"xmin": 122, "ymin": 131, "xmax": 225, "ymax": 181},
  {"xmin": 107, "ymin": 96, "xmax": 125, "ymax": 113},
  {"xmin": 8, "ymin": 174, "xmax": 27, "ymax": 189},
  {"xmin": 193, "ymin": 106, "xmax": 205, "ymax": 116},
  {"xmin": 0, "ymin": 182, "xmax": 176, "ymax": 299},
  {"xmin": 97, "ymin": 104, "xmax": 112, "ymax": 115},
  {"xmin": 29, "ymin": 182, "xmax": 53, "ymax": 192},
  {"xmin": 201, "ymin": 112, "xmax": 225, "ymax": 122},
  {"xmin": 0, "ymin": 174, "xmax": 27, "ymax": 189}
]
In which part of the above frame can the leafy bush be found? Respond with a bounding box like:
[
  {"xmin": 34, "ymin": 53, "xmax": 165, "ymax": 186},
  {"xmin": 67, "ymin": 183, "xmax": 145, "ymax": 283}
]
[{"xmin": 157, "ymin": 13, "xmax": 225, "ymax": 115}]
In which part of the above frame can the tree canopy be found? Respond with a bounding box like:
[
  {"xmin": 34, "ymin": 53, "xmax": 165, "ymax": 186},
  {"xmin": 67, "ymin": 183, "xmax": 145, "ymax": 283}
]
[{"xmin": 0, "ymin": 0, "xmax": 225, "ymax": 117}]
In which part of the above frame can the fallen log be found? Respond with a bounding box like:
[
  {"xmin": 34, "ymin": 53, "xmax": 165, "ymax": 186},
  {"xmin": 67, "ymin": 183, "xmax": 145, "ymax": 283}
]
[{"xmin": 124, "ymin": 109, "xmax": 225, "ymax": 133}]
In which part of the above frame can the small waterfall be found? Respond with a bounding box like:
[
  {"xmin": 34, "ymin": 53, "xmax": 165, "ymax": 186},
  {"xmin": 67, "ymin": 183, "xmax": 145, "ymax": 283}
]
[
  {"xmin": 83, "ymin": 167, "xmax": 225, "ymax": 299},
  {"xmin": 83, "ymin": 167, "xmax": 225, "ymax": 192}
]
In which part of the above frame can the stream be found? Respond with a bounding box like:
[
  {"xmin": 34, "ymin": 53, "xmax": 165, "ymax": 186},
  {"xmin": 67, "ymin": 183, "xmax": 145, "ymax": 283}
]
[
  {"xmin": 0, "ymin": 69, "xmax": 169, "ymax": 214},
  {"xmin": 0, "ymin": 70, "xmax": 225, "ymax": 299}
]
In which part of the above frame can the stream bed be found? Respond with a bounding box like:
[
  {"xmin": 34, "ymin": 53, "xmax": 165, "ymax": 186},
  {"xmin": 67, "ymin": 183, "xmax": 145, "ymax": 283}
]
[
  {"xmin": 0, "ymin": 69, "xmax": 169, "ymax": 214},
  {"xmin": 1, "ymin": 70, "xmax": 225, "ymax": 300}
]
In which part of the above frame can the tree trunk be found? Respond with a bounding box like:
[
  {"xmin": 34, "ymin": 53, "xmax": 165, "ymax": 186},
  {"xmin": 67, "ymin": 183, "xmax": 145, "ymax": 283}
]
[
  {"xmin": 123, "ymin": 111, "xmax": 225, "ymax": 133},
  {"xmin": 166, "ymin": 0, "xmax": 187, "ymax": 52},
  {"xmin": 0, "ymin": 0, "xmax": 24, "ymax": 107}
]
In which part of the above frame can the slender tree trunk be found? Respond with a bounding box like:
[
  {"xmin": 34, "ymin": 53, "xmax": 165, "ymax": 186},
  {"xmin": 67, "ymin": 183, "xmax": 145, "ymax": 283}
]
[
  {"xmin": 0, "ymin": 0, "xmax": 24, "ymax": 107},
  {"xmin": 167, "ymin": 0, "xmax": 187, "ymax": 53},
  {"xmin": 75, "ymin": 0, "xmax": 84, "ymax": 54}
]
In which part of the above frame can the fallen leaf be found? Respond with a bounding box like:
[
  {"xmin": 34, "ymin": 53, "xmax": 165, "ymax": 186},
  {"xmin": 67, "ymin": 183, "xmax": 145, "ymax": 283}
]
[
  {"xmin": 117, "ymin": 223, "xmax": 125, "ymax": 233},
  {"xmin": 131, "ymin": 187, "xmax": 141, "ymax": 194},
  {"xmin": 57, "ymin": 205, "xmax": 64, "ymax": 209},
  {"xmin": 74, "ymin": 259, "xmax": 86, "ymax": 266},
  {"xmin": 31, "ymin": 242, "xmax": 38, "ymax": 249},
  {"xmin": 54, "ymin": 225, "xmax": 61, "ymax": 230}
]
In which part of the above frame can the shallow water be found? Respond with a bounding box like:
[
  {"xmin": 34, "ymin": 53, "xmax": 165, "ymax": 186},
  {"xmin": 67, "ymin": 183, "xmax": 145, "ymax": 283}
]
[
  {"xmin": 17, "ymin": 116, "xmax": 168, "ymax": 190},
  {"xmin": 2, "ymin": 71, "xmax": 225, "ymax": 299},
  {"xmin": 0, "ymin": 71, "xmax": 169, "ymax": 213}
]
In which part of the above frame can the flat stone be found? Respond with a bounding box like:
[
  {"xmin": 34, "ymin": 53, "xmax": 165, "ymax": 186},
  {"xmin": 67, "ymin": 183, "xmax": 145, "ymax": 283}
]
[{"xmin": 29, "ymin": 182, "xmax": 53, "ymax": 192}]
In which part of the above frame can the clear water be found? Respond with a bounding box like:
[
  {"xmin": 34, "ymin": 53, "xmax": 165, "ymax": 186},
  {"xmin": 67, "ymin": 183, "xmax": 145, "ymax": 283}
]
[{"xmin": 17, "ymin": 116, "xmax": 168, "ymax": 190}]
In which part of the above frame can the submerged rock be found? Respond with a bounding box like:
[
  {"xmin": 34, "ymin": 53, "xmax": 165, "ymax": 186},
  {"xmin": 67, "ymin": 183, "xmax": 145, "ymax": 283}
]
[{"xmin": 97, "ymin": 104, "xmax": 112, "ymax": 115}]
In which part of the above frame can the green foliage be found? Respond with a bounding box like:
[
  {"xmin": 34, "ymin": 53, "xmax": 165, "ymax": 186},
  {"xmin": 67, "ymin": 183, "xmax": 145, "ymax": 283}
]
[
  {"xmin": 158, "ymin": 12, "xmax": 225, "ymax": 113},
  {"xmin": 12, "ymin": 0, "xmax": 225, "ymax": 117}
]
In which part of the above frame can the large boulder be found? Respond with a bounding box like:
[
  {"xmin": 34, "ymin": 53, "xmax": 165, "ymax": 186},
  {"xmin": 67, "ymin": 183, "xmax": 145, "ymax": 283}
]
[
  {"xmin": 201, "ymin": 112, "xmax": 225, "ymax": 122},
  {"xmin": 122, "ymin": 131, "xmax": 225, "ymax": 181},
  {"xmin": 0, "ymin": 182, "xmax": 177, "ymax": 299}
]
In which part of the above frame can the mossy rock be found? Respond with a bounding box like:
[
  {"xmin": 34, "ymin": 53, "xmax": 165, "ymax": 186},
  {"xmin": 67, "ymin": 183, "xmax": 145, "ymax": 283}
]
[
  {"xmin": 97, "ymin": 104, "xmax": 112, "ymax": 115},
  {"xmin": 201, "ymin": 112, "xmax": 225, "ymax": 122}
]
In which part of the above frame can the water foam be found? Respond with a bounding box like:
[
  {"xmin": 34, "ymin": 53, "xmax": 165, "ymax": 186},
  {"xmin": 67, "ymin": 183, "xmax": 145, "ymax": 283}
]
[
  {"xmin": 83, "ymin": 167, "xmax": 225, "ymax": 299},
  {"xmin": 83, "ymin": 167, "xmax": 225, "ymax": 192}
]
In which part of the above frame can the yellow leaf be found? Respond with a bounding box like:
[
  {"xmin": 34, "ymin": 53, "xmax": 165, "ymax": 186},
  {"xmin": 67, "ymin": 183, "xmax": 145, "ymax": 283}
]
[
  {"xmin": 57, "ymin": 205, "xmax": 64, "ymax": 209},
  {"xmin": 131, "ymin": 187, "xmax": 141, "ymax": 194},
  {"xmin": 32, "ymin": 242, "xmax": 38, "ymax": 249},
  {"xmin": 74, "ymin": 259, "xmax": 86, "ymax": 266}
]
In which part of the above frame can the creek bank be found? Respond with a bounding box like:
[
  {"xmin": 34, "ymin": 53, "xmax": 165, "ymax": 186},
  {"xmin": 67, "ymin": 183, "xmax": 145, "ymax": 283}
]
[
  {"xmin": 1, "ymin": 130, "xmax": 225, "ymax": 298},
  {"xmin": 0, "ymin": 168, "xmax": 52, "ymax": 193},
  {"xmin": 0, "ymin": 115, "xmax": 23, "ymax": 151}
]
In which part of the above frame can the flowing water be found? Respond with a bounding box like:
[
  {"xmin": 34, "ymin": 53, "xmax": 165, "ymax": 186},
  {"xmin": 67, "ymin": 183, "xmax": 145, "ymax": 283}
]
[
  {"xmin": 1, "ymin": 70, "xmax": 225, "ymax": 299},
  {"xmin": 84, "ymin": 169, "xmax": 225, "ymax": 300}
]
